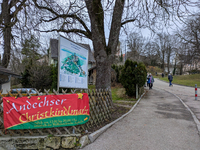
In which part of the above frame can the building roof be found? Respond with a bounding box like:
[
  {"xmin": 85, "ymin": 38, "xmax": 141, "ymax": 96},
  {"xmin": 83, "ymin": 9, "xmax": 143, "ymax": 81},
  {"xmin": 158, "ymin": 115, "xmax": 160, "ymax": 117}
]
[
  {"xmin": 50, "ymin": 39, "xmax": 95, "ymax": 63},
  {"xmin": 0, "ymin": 66, "xmax": 21, "ymax": 78}
]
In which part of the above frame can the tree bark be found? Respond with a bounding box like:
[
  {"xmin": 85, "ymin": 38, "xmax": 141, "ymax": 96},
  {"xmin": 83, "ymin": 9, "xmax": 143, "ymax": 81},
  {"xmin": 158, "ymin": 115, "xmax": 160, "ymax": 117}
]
[
  {"xmin": 2, "ymin": 0, "xmax": 11, "ymax": 68},
  {"xmin": 85, "ymin": 0, "xmax": 125, "ymax": 89}
]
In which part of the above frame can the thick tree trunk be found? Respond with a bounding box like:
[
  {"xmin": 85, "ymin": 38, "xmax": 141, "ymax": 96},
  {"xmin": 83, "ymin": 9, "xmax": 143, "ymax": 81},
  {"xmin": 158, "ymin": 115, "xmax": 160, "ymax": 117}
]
[
  {"xmin": 2, "ymin": 27, "xmax": 11, "ymax": 68},
  {"xmin": 85, "ymin": 0, "xmax": 125, "ymax": 89},
  {"xmin": 96, "ymin": 57, "xmax": 111, "ymax": 89},
  {"xmin": 2, "ymin": 0, "xmax": 11, "ymax": 68}
]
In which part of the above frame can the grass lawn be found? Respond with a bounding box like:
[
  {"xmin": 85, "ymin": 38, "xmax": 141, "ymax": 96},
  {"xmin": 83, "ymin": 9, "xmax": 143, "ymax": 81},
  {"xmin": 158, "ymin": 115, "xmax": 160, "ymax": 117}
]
[
  {"xmin": 111, "ymin": 86, "xmax": 136, "ymax": 102},
  {"xmin": 88, "ymin": 85, "xmax": 96, "ymax": 90},
  {"xmin": 89, "ymin": 84, "xmax": 136, "ymax": 101},
  {"xmin": 158, "ymin": 74, "xmax": 200, "ymax": 87}
]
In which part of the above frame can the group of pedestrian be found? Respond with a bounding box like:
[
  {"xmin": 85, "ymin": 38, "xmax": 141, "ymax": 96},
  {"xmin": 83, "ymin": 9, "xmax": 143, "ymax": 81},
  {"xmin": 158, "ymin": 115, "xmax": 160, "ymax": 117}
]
[
  {"xmin": 145, "ymin": 72, "xmax": 173, "ymax": 89},
  {"xmin": 147, "ymin": 73, "xmax": 154, "ymax": 89}
]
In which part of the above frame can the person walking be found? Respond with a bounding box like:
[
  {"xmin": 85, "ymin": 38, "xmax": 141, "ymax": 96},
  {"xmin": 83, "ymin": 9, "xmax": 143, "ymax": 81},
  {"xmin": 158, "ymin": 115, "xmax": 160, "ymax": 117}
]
[
  {"xmin": 146, "ymin": 73, "xmax": 149, "ymax": 87},
  {"xmin": 147, "ymin": 73, "xmax": 154, "ymax": 89},
  {"xmin": 168, "ymin": 73, "xmax": 173, "ymax": 86},
  {"xmin": 162, "ymin": 72, "xmax": 164, "ymax": 78}
]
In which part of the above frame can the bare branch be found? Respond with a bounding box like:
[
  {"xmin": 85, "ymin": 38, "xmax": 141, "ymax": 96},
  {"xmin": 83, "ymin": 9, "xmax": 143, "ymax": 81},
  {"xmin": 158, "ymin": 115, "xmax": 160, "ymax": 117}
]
[
  {"xmin": 121, "ymin": 19, "xmax": 137, "ymax": 26},
  {"xmin": 36, "ymin": 28, "xmax": 91, "ymax": 39},
  {"xmin": 10, "ymin": 0, "xmax": 27, "ymax": 19}
]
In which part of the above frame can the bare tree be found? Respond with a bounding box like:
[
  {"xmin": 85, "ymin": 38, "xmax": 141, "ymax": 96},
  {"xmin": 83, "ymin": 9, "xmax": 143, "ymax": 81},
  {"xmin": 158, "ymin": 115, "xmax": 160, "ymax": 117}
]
[
  {"xmin": 165, "ymin": 34, "xmax": 176, "ymax": 74},
  {"xmin": 173, "ymin": 14, "xmax": 200, "ymax": 74},
  {"xmin": 127, "ymin": 32, "xmax": 145, "ymax": 62},
  {"xmin": 155, "ymin": 32, "xmax": 176, "ymax": 72},
  {"xmin": 177, "ymin": 14, "xmax": 200, "ymax": 57},
  {"xmin": 176, "ymin": 42, "xmax": 195, "ymax": 74},
  {"xmin": 32, "ymin": 0, "xmax": 199, "ymax": 89},
  {"xmin": 144, "ymin": 41, "xmax": 160, "ymax": 66},
  {"xmin": 155, "ymin": 33, "xmax": 167, "ymax": 71},
  {"xmin": 0, "ymin": 0, "xmax": 28, "ymax": 68}
]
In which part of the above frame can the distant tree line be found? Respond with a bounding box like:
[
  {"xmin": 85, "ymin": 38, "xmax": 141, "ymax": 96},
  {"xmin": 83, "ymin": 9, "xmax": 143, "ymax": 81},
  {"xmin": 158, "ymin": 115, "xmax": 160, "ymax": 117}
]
[{"xmin": 119, "ymin": 14, "xmax": 200, "ymax": 75}]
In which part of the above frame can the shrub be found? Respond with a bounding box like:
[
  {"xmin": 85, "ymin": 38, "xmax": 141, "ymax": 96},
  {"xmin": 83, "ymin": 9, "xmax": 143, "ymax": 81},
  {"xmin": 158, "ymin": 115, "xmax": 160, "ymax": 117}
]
[
  {"xmin": 50, "ymin": 64, "xmax": 58, "ymax": 91},
  {"xmin": 112, "ymin": 64, "xmax": 124, "ymax": 83},
  {"xmin": 21, "ymin": 62, "xmax": 52, "ymax": 91},
  {"xmin": 119, "ymin": 60, "xmax": 147, "ymax": 97},
  {"xmin": 21, "ymin": 68, "xmax": 31, "ymax": 88},
  {"xmin": 188, "ymin": 69, "xmax": 200, "ymax": 75},
  {"xmin": 50, "ymin": 64, "xmax": 71, "ymax": 93}
]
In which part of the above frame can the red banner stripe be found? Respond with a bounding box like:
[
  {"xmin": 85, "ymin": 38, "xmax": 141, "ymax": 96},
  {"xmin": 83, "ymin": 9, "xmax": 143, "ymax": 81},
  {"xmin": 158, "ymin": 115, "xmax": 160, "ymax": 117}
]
[{"xmin": 3, "ymin": 93, "xmax": 90, "ymax": 130}]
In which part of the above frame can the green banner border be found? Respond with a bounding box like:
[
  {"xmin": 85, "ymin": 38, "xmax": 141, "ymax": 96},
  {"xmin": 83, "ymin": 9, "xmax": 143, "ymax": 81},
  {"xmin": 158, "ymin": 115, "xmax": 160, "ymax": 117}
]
[{"xmin": 8, "ymin": 115, "xmax": 90, "ymax": 130}]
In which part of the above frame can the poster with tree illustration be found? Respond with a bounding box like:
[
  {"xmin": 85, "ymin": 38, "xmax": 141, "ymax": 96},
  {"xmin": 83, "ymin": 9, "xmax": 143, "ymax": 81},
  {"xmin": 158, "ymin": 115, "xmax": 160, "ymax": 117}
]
[{"xmin": 58, "ymin": 36, "xmax": 88, "ymax": 89}]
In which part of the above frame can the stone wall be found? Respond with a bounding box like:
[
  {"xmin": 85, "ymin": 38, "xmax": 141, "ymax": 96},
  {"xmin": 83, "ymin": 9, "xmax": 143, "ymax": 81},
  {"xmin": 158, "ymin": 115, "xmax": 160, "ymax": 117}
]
[{"xmin": 0, "ymin": 134, "xmax": 90, "ymax": 150}]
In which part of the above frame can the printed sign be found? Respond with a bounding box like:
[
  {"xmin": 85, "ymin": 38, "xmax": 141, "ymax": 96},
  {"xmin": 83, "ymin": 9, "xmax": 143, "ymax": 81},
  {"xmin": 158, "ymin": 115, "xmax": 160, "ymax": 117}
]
[
  {"xmin": 3, "ymin": 93, "xmax": 90, "ymax": 130},
  {"xmin": 58, "ymin": 36, "xmax": 88, "ymax": 89}
]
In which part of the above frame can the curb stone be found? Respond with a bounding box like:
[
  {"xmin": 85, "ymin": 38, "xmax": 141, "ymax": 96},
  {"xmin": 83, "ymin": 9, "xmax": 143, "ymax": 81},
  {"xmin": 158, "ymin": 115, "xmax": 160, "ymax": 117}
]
[{"xmin": 87, "ymin": 91, "xmax": 147, "ymax": 143}]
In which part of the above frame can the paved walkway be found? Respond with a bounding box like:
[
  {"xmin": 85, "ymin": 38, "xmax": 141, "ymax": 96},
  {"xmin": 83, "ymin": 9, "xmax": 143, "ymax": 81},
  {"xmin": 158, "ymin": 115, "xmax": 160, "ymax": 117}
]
[
  {"xmin": 83, "ymin": 79, "xmax": 200, "ymax": 150},
  {"xmin": 154, "ymin": 78, "xmax": 200, "ymax": 121}
]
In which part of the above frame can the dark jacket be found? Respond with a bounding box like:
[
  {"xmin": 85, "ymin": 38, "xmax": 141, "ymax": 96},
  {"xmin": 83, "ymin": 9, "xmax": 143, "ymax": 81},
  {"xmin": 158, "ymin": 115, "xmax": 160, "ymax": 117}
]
[{"xmin": 168, "ymin": 74, "xmax": 173, "ymax": 81}]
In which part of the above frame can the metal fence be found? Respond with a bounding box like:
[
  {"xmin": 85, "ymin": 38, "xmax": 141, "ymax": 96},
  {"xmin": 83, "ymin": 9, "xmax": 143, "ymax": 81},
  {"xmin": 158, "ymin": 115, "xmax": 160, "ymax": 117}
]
[{"xmin": 0, "ymin": 88, "xmax": 113, "ymax": 137}]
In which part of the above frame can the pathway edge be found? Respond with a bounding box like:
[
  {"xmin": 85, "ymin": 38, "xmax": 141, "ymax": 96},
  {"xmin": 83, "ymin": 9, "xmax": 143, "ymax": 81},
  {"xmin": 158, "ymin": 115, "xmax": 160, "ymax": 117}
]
[
  {"xmin": 163, "ymin": 89, "xmax": 200, "ymax": 135},
  {"xmin": 88, "ymin": 91, "xmax": 147, "ymax": 143}
]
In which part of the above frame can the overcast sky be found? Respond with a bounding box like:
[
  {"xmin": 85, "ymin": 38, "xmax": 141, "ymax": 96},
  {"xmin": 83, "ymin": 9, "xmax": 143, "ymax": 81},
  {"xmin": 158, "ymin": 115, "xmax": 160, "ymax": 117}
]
[{"xmin": 0, "ymin": 0, "xmax": 199, "ymax": 58}]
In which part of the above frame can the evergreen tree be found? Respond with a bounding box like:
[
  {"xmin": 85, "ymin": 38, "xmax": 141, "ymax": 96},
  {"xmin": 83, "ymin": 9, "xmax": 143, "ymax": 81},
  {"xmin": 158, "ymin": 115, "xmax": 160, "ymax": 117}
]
[
  {"xmin": 120, "ymin": 60, "xmax": 147, "ymax": 97},
  {"xmin": 50, "ymin": 64, "xmax": 58, "ymax": 91},
  {"xmin": 21, "ymin": 35, "xmax": 41, "ymax": 65},
  {"xmin": 21, "ymin": 63, "xmax": 32, "ymax": 88}
]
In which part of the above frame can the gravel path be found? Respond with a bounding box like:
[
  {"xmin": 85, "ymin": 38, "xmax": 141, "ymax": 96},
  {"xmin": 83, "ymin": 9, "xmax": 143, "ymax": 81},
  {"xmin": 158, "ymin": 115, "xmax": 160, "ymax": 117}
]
[{"xmin": 82, "ymin": 81, "xmax": 200, "ymax": 150}]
